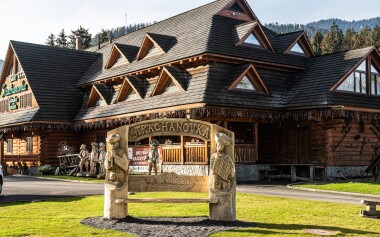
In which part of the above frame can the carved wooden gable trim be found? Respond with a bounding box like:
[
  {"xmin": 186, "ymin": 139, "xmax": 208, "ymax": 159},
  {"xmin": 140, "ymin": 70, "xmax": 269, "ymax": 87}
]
[
  {"xmin": 135, "ymin": 34, "xmax": 165, "ymax": 61},
  {"xmin": 235, "ymin": 22, "xmax": 275, "ymax": 52},
  {"xmin": 228, "ymin": 64, "xmax": 270, "ymax": 93},
  {"xmin": 115, "ymin": 78, "xmax": 143, "ymax": 103},
  {"xmin": 151, "ymin": 67, "xmax": 185, "ymax": 96},
  {"xmin": 105, "ymin": 44, "xmax": 129, "ymax": 69},
  {"xmin": 284, "ymin": 33, "xmax": 315, "ymax": 57},
  {"xmin": 218, "ymin": 0, "xmax": 258, "ymax": 22}
]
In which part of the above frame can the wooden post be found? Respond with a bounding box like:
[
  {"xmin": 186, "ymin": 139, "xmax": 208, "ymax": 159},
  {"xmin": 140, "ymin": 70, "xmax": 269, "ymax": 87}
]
[
  {"xmin": 104, "ymin": 185, "xmax": 129, "ymax": 219},
  {"xmin": 309, "ymin": 165, "xmax": 314, "ymax": 182},
  {"xmin": 291, "ymin": 166, "xmax": 297, "ymax": 182},
  {"xmin": 181, "ymin": 135, "xmax": 184, "ymax": 164},
  {"xmin": 255, "ymin": 122, "xmax": 259, "ymax": 162}
]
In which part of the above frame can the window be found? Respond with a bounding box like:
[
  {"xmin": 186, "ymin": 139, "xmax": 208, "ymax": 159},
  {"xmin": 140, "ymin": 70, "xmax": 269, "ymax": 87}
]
[
  {"xmin": 244, "ymin": 34, "xmax": 261, "ymax": 46},
  {"xmin": 7, "ymin": 139, "xmax": 13, "ymax": 154},
  {"xmin": 20, "ymin": 93, "xmax": 32, "ymax": 109},
  {"xmin": 236, "ymin": 76, "xmax": 256, "ymax": 91},
  {"xmin": 125, "ymin": 88, "xmax": 140, "ymax": 101},
  {"xmin": 113, "ymin": 54, "xmax": 127, "ymax": 67},
  {"xmin": 0, "ymin": 99, "xmax": 9, "ymax": 113},
  {"xmin": 290, "ymin": 42, "xmax": 306, "ymax": 55},
  {"xmin": 26, "ymin": 137, "xmax": 32, "ymax": 153},
  {"xmin": 338, "ymin": 61, "xmax": 367, "ymax": 94},
  {"xmin": 370, "ymin": 64, "xmax": 380, "ymax": 96},
  {"xmin": 146, "ymin": 45, "xmax": 160, "ymax": 57},
  {"xmin": 229, "ymin": 3, "xmax": 245, "ymax": 13}
]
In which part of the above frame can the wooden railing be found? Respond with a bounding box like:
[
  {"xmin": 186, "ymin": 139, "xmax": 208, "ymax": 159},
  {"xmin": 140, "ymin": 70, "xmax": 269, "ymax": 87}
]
[
  {"xmin": 235, "ymin": 144, "xmax": 256, "ymax": 163},
  {"xmin": 162, "ymin": 145, "xmax": 182, "ymax": 164},
  {"xmin": 185, "ymin": 144, "xmax": 208, "ymax": 164}
]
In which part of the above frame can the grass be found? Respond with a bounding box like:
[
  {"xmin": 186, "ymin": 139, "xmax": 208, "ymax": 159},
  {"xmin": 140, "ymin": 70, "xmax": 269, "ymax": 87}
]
[
  {"xmin": 293, "ymin": 182, "xmax": 380, "ymax": 195},
  {"xmin": 34, "ymin": 175, "xmax": 105, "ymax": 183},
  {"xmin": 1, "ymin": 192, "xmax": 380, "ymax": 237}
]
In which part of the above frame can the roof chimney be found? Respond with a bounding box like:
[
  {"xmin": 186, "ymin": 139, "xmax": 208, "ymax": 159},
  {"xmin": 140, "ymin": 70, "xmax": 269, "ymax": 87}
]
[{"xmin": 75, "ymin": 36, "xmax": 82, "ymax": 50}]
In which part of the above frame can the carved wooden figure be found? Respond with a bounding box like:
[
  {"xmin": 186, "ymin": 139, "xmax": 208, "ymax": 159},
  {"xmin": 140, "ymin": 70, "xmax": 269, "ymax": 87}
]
[
  {"xmin": 104, "ymin": 134, "xmax": 130, "ymax": 219},
  {"xmin": 87, "ymin": 142, "xmax": 99, "ymax": 177},
  {"xmin": 209, "ymin": 132, "xmax": 236, "ymax": 221},
  {"xmin": 77, "ymin": 144, "xmax": 89, "ymax": 177},
  {"xmin": 97, "ymin": 142, "xmax": 106, "ymax": 179}
]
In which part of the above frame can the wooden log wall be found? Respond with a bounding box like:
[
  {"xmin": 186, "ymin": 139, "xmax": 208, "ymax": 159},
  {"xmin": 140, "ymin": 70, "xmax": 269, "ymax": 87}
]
[
  {"xmin": 3, "ymin": 132, "xmax": 41, "ymax": 166},
  {"xmin": 326, "ymin": 119, "xmax": 380, "ymax": 166},
  {"xmin": 40, "ymin": 131, "xmax": 80, "ymax": 166}
]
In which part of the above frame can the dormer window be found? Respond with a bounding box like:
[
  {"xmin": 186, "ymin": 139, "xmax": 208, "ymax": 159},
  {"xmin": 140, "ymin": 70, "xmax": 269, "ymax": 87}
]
[
  {"xmin": 290, "ymin": 42, "xmax": 306, "ymax": 55},
  {"xmin": 163, "ymin": 80, "xmax": 180, "ymax": 94},
  {"xmin": 229, "ymin": 3, "xmax": 245, "ymax": 13},
  {"xmin": 114, "ymin": 54, "xmax": 127, "ymax": 66},
  {"xmin": 244, "ymin": 34, "xmax": 261, "ymax": 46},
  {"xmin": 151, "ymin": 66, "xmax": 186, "ymax": 96},
  {"xmin": 146, "ymin": 44, "xmax": 160, "ymax": 57},
  {"xmin": 335, "ymin": 57, "xmax": 380, "ymax": 96},
  {"xmin": 228, "ymin": 64, "xmax": 270, "ymax": 94},
  {"xmin": 125, "ymin": 88, "xmax": 140, "ymax": 101}
]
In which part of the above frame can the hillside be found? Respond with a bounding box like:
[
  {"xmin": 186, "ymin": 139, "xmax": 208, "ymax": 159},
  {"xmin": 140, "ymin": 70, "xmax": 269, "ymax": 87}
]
[{"xmin": 265, "ymin": 17, "xmax": 380, "ymax": 37}]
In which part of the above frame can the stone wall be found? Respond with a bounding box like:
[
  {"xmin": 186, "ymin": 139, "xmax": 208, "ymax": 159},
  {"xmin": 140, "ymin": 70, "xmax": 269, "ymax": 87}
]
[
  {"xmin": 325, "ymin": 166, "xmax": 369, "ymax": 180},
  {"xmin": 161, "ymin": 165, "xmax": 209, "ymax": 176},
  {"xmin": 236, "ymin": 164, "xmax": 271, "ymax": 182}
]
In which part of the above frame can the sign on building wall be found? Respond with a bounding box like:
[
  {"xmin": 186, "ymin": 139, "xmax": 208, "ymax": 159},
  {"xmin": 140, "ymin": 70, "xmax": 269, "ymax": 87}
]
[{"xmin": 128, "ymin": 146, "xmax": 163, "ymax": 173}]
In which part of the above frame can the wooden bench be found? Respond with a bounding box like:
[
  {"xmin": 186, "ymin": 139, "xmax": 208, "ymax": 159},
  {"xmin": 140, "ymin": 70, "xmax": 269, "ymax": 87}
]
[{"xmin": 360, "ymin": 200, "xmax": 380, "ymax": 218}]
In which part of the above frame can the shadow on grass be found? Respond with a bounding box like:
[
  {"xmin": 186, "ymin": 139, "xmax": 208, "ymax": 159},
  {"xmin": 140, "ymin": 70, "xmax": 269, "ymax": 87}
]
[
  {"xmin": 0, "ymin": 196, "xmax": 86, "ymax": 207},
  {"xmin": 223, "ymin": 222, "xmax": 379, "ymax": 235}
]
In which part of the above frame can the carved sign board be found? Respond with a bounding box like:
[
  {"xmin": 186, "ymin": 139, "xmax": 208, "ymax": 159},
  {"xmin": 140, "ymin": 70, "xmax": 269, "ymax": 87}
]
[
  {"xmin": 128, "ymin": 119, "xmax": 212, "ymax": 141},
  {"xmin": 128, "ymin": 172, "xmax": 209, "ymax": 193}
]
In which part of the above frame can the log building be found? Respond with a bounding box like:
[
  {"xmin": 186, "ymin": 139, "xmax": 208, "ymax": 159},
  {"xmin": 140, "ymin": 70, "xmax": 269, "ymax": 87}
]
[{"xmin": 1, "ymin": 0, "xmax": 380, "ymax": 181}]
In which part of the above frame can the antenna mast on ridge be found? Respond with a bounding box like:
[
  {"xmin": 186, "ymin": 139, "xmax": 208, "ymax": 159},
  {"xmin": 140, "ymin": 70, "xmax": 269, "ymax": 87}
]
[{"xmin": 125, "ymin": 13, "xmax": 128, "ymax": 35}]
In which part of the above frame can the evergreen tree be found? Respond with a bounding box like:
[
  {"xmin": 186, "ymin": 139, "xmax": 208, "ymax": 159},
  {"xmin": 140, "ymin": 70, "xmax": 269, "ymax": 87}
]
[
  {"xmin": 342, "ymin": 28, "xmax": 357, "ymax": 50},
  {"xmin": 372, "ymin": 25, "xmax": 380, "ymax": 50},
  {"xmin": 98, "ymin": 29, "xmax": 109, "ymax": 44},
  {"xmin": 56, "ymin": 29, "xmax": 68, "ymax": 48},
  {"xmin": 311, "ymin": 31, "xmax": 324, "ymax": 55},
  {"xmin": 68, "ymin": 26, "xmax": 92, "ymax": 49},
  {"xmin": 355, "ymin": 26, "xmax": 372, "ymax": 49},
  {"xmin": 46, "ymin": 33, "xmax": 56, "ymax": 47},
  {"xmin": 321, "ymin": 22, "xmax": 343, "ymax": 54}
]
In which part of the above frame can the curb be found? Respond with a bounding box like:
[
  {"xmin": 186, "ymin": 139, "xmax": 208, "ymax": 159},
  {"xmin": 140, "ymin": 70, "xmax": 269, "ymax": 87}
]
[
  {"xmin": 11, "ymin": 175, "xmax": 104, "ymax": 184},
  {"xmin": 287, "ymin": 183, "xmax": 380, "ymax": 199}
]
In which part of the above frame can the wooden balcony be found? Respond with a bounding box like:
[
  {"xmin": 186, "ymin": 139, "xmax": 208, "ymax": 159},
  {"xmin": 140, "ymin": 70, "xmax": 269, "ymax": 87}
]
[
  {"xmin": 235, "ymin": 144, "xmax": 256, "ymax": 163},
  {"xmin": 184, "ymin": 143, "xmax": 208, "ymax": 164}
]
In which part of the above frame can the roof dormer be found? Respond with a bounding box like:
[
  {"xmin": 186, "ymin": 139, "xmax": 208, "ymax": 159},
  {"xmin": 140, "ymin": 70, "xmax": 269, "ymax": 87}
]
[
  {"xmin": 235, "ymin": 21, "xmax": 275, "ymax": 52},
  {"xmin": 86, "ymin": 84, "xmax": 112, "ymax": 108},
  {"xmin": 115, "ymin": 76, "xmax": 145, "ymax": 103},
  {"xmin": 218, "ymin": 0, "xmax": 258, "ymax": 22},
  {"xmin": 228, "ymin": 64, "xmax": 270, "ymax": 94},
  {"xmin": 136, "ymin": 33, "xmax": 175, "ymax": 61},
  {"xmin": 105, "ymin": 43, "xmax": 139, "ymax": 69},
  {"xmin": 284, "ymin": 33, "xmax": 315, "ymax": 57},
  {"xmin": 151, "ymin": 66, "xmax": 187, "ymax": 96}
]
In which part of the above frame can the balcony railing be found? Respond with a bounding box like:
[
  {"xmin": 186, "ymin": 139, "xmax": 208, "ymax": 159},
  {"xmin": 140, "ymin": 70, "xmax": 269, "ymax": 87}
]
[{"xmin": 235, "ymin": 144, "xmax": 256, "ymax": 163}]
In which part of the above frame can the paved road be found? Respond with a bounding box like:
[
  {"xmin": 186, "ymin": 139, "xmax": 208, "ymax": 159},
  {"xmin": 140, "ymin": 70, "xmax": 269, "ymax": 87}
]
[
  {"xmin": 237, "ymin": 183, "xmax": 380, "ymax": 205},
  {"xmin": 0, "ymin": 176, "xmax": 103, "ymax": 203},
  {"xmin": 2, "ymin": 176, "xmax": 380, "ymax": 205}
]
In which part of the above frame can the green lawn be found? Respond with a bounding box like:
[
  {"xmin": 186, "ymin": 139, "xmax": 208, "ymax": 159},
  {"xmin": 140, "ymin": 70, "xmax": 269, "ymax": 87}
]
[
  {"xmin": 293, "ymin": 182, "xmax": 380, "ymax": 195},
  {"xmin": 0, "ymin": 192, "xmax": 379, "ymax": 237},
  {"xmin": 35, "ymin": 175, "xmax": 105, "ymax": 183}
]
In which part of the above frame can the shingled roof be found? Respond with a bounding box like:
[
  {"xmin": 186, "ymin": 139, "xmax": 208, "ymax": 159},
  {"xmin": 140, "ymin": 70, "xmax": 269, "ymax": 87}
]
[
  {"xmin": 78, "ymin": 0, "xmax": 308, "ymax": 86},
  {"xmin": 10, "ymin": 40, "xmax": 100, "ymax": 122}
]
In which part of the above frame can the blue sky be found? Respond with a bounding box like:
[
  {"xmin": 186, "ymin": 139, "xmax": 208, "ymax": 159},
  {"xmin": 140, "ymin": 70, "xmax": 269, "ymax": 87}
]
[{"xmin": 0, "ymin": 0, "xmax": 379, "ymax": 58}]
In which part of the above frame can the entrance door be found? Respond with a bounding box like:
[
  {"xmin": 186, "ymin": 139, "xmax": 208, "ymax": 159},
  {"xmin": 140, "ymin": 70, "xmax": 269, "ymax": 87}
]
[
  {"xmin": 258, "ymin": 124, "xmax": 277, "ymax": 163},
  {"xmin": 296, "ymin": 126, "xmax": 310, "ymax": 164}
]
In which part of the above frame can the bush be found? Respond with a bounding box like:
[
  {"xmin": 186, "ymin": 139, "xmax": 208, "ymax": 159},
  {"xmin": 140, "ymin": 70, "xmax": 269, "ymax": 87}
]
[{"xmin": 37, "ymin": 165, "xmax": 55, "ymax": 175}]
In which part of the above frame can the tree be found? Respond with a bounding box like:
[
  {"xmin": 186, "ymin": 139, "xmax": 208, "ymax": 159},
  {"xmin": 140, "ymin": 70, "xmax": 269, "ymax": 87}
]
[
  {"xmin": 55, "ymin": 29, "xmax": 68, "ymax": 48},
  {"xmin": 68, "ymin": 26, "xmax": 92, "ymax": 49},
  {"xmin": 342, "ymin": 28, "xmax": 357, "ymax": 50},
  {"xmin": 46, "ymin": 34, "xmax": 56, "ymax": 47},
  {"xmin": 371, "ymin": 25, "xmax": 380, "ymax": 50},
  {"xmin": 355, "ymin": 26, "xmax": 372, "ymax": 49},
  {"xmin": 311, "ymin": 31, "xmax": 324, "ymax": 55},
  {"xmin": 98, "ymin": 29, "xmax": 110, "ymax": 44},
  {"xmin": 321, "ymin": 22, "xmax": 344, "ymax": 54}
]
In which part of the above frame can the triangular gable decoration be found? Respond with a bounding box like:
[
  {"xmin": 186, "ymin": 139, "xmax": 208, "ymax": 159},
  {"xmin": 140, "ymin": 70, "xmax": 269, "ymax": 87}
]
[
  {"xmin": 115, "ymin": 77, "xmax": 143, "ymax": 103},
  {"xmin": 136, "ymin": 34, "xmax": 165, "ymax": 61},
  {"xmin": 218, "ymin": 0, "xmax": 258, "ymax": 22},
  {"xmin": 228, "ymin": 64, "xmax": 270, "ymax": 93},
  {"xmin": 151, "ymin": 67, "xmax": 186, "ymax": 96},
  {"xmin": 285, "ymin": 33, "xmax": 315, "ymax": 57},
  {"xmin": 105, "ymin": 45, "xmax": 129, "ymax": 69},
  {"xmin": 86, "ymin": 84, "xmax": 110, "ymax": 108},
  {"xmin": 235, "ymin": 22, "xmax": 275, "ymax": 52}
]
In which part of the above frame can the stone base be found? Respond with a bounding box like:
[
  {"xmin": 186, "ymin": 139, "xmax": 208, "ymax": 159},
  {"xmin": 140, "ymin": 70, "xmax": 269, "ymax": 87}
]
[
  {"xmin": 325, "ymin": 166, "xmax": 369, "ymax": 180},
  {"xmin": 161, "ymin": 165, "xmax": 209, "ymax": 176},
  {"xmin": 236, "ymin": 164, "xmax": 271, "ymax": 182}
]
